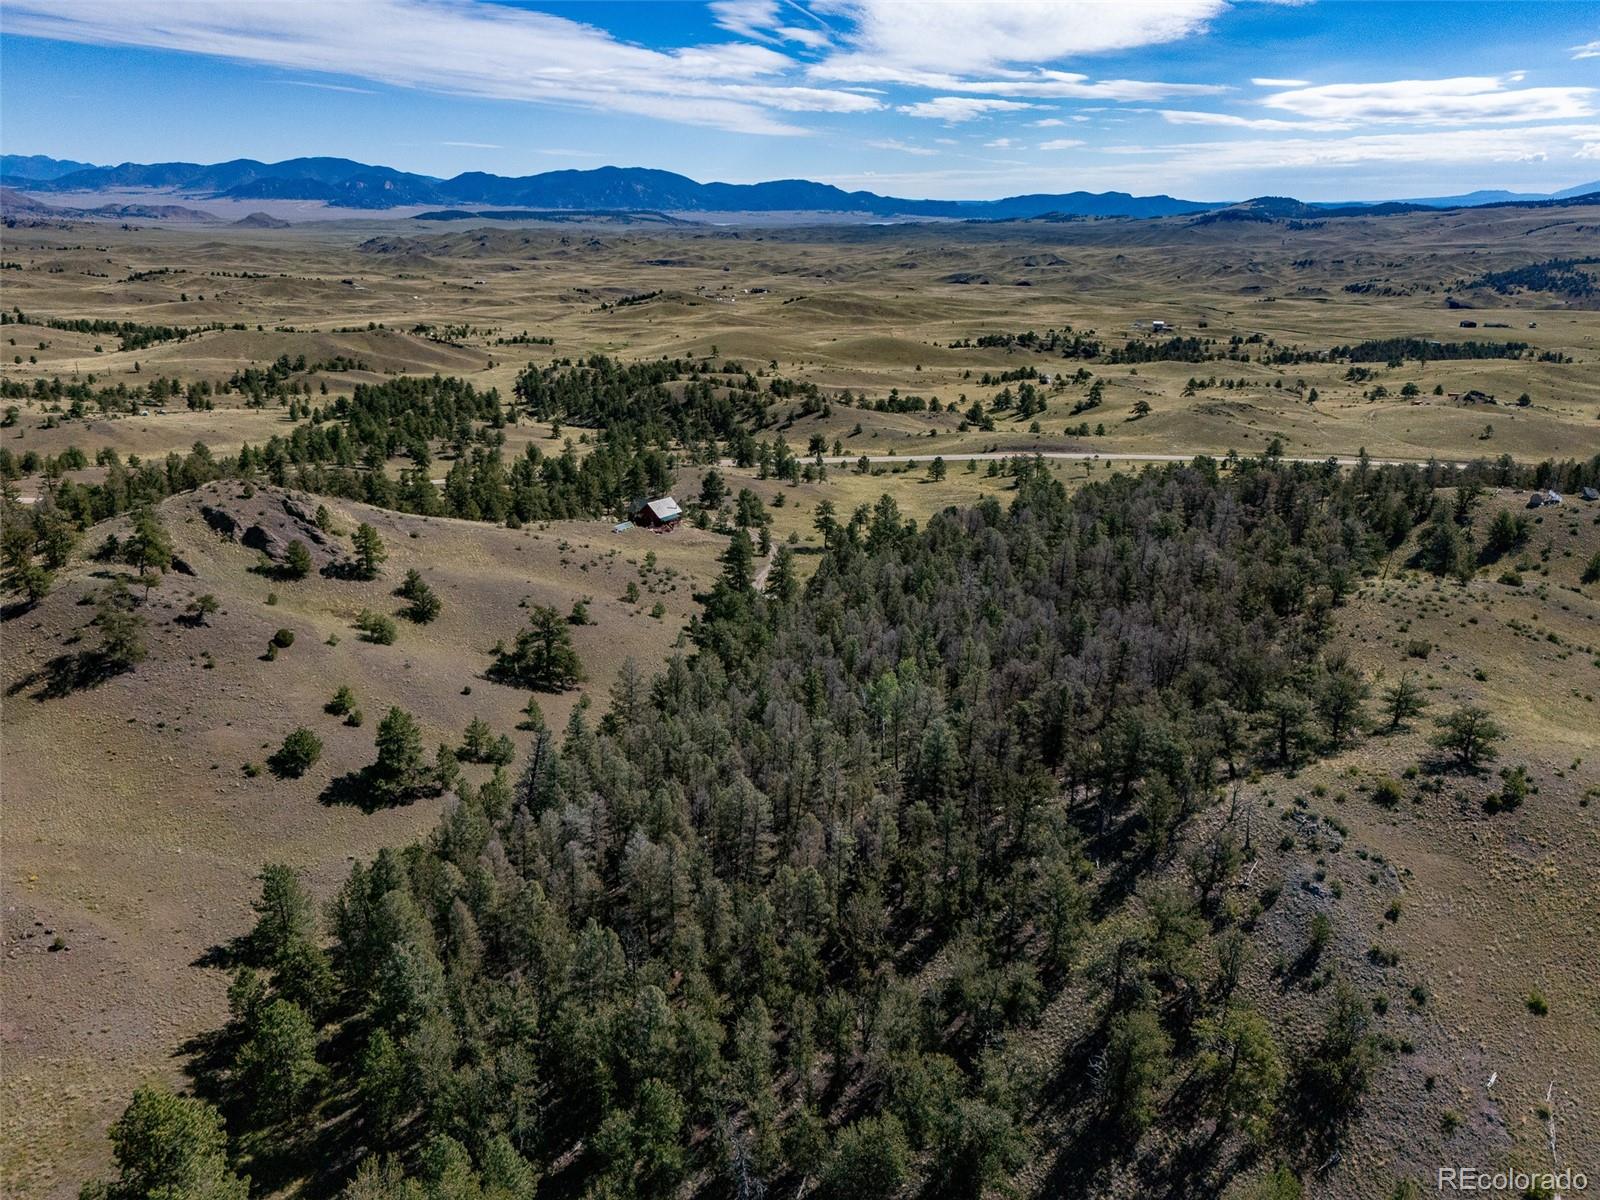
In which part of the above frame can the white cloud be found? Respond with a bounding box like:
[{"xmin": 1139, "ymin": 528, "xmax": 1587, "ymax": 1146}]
[
  {"xmin": 1261, "ymin": 75, "xmax": 1599, "ymax": 126},
  {"xmin": 985, "ymin": 137, "xmax": 1018, "ymax": 148},
  {"xmin": 1160, "ymin": 109, "xmax": 1344, "ymax": 131},
  {"xmin": 1032, "ymin": 118, "xmax": 1067, "ymax": 127},
  {"xmin": 1038, "ymin": 138, "xmax": 1085, "ymax": 149},
  {"xmin": 278, "ymin": 79, "xmax": 376, "ymax": 94},
  {"xmin": 814, "ymin": 61, "xmax": 1227, "ymax": 101},
  {"xmin": 897, "ymin": 97, "xmax": 1038, "ymax": 121},
  {"xmin": 1576, "ymin": 141, "xmax": 1600, "ymax": 159},
  {"xmin": 711, "ymin": 0, "xmax": 781, "ymax": 39},
  {"xmin": 710, "ymin": 0, "xmax": 835, "ymax": 49},
  {"xmin": 2, "ymin": 0, "xmax": 880, "ymax": 135},
  {"xmin": 1250, "ymin": 77, "xmax": 1309, "ymax": 87},
  {"xmin": 813, "ymin": 0, "xmax": 1225, "ymax": 77},
  {"xmin": 866, "ymin": 137, "xmax": 938, "ymax": 155},
  {"xmin": 1571, "ymin": 40, "xmax": 1600, "ymax": 60},
  {"xmin": 1104, "ymin": 123, "xmax": 1600, "ymax": 173},
  {"xmin": 441, "ymin": 141, "xmax": 501, "ymax": 149}
]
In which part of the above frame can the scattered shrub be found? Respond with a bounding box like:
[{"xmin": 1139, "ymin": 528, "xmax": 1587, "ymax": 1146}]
[{"xmin": 269, "ymin": 727, "xmax": 323, "ymax": 778}]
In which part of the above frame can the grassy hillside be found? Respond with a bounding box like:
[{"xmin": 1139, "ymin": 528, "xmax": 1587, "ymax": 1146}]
[{"xmin": 3, "ymin": 483, "xmax": 721, "ymax": 1195}]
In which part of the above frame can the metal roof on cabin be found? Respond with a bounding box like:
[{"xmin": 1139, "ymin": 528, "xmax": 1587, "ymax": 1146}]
[{"xmin": 646, "ymin": 497, "xmax": 682, "ymax": 520}]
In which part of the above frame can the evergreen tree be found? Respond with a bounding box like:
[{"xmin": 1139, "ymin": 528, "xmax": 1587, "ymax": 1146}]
[
  {"xmin": 1193, "ymin": 1006, "xmax": 1284, "ymax": 1145},
  {"xmin": 491, "ymin": 606, "xmax": 585, "ymax": 691},
  {"xmin": 269, "ymin": 728, "xmax": 323, "ymax": 778},
  {"xmin": 763, "ymin": 545, "xmax": 798, "ymax": 603},
  {"xmin": 125, "ymin": 505, "xmax": 174, "ymax": 582},
  {"xmin": 353, "ymin": 522, "xmax": 387, "ymax": 580},
  {"xmin": 81, "ymin": 1085, "xmax": 248, "ymax": 1200},
  {"xmin": 234, "ymin": 999, "xmax": 322, "ymax": 1123},
  {"xmin": 1431, "ymin": 704, "xmax": 1504, "ymax": 769},
  {"xmin": 371, "ymin": 707, "xmax": 432, "ymax": 800},
  {"xmin": 821, "ymin": 1113, "xmax": 909, "ymax": 1200},
  {"xmin": 95, "ymin": 582, "xmax": 147, "ymax": 672},
  {"xmin": 1382, "ymin": 672, "xmax": 1428, "ymax": 730},
  {"xmin": 1100, "ymin": 1007, "xmax": 1171, "ymax": 1137},
  {"xmin": 282, "ymin": 539, "xmax": 313, "ymax": 580}
]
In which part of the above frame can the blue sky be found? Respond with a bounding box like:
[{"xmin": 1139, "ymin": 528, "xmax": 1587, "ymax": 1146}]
[{"xmin": 2, "ymin": 0, "xmax": 1598, "ymax": 200}]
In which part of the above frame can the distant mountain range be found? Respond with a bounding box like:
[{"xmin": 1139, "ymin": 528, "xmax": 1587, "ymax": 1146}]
[
  {"xmin": 2, "ymin": 154, "xmax": 1597, "ymax": 222},
  {"xmin": 0, "ymin": 155, "xmax": 1217, "ymax": 219},
  {"xmin": 0, "ymin": 153, "xmax": 103, "ymax": 181}
]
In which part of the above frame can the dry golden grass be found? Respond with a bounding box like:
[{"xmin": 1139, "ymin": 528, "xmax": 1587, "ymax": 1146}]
[{"xmin": 3, "ymin": 204, "xmax": 1597, "ymax": 481}]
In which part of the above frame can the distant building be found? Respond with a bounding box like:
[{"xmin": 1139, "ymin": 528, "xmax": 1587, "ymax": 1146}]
[
  {"xmin": 1150, "ymin": 319, "xmax": 1169, "ymax": 332},
  {"xmin": 631, "ymin": 496, "xmax": 683, "ymax": 529},
  {"xmin": 1581, "ymin": 487, "xmax": 1599, "ymax": 502},
  {"xmin": 1527, "ymin": 489, "xmax": 1563, "ymax": 508},
  {"xmin": 1458, "ymin": 319, "xmax": 1478, "ymax": 328}
]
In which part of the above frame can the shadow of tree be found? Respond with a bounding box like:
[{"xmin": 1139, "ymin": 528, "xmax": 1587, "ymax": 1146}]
[
  {"xmin": 319, "ymin": 769, "xmax": 438, "ymax": 813},
  {"xmin": 5, "ymin": 649, "xmax": 130, "ymax": 701}
]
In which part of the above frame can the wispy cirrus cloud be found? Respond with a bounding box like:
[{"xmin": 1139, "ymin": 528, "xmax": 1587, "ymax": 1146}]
[
  {"xmin": 277, "ymin": 79, "xmax": 376, "ymax": 95},
  {"xmin": 811, "ymin": 62, "xmax": 1228, "ymax": 102},
  {"xmin": 897, "ymin": 97, "xmax": 1038, "ymax": 121},
  {"xmin": 866, "ymin": 137, "xmax": 937, "ymax": 156},
  {"xmin": 1038, "ymin": 138, "xmax": 1086, "ymax": 150},
  {"xmin": 1250, "ymin": 77, "xmax": 1309, "ymax": 87},
  {"xmin": 710, "ymin": 0, "xmax": 833, "ymax": 49},
  {"xmin": 1160, "ymin": 109, "xmax": 1343, "ymax": 131},
  {"xmin": 0, "ymin": 0, "xmax": 878, "ymax": 135},
  {"xmin": 1571, "ymin": 40, "xmax": 1600, "ymax": 60}
]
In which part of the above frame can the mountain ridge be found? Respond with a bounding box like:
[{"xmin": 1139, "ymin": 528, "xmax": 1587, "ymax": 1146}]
[
  {"xmin": 0, "ymin": 155, "xmax": 1218, "ymax": 219},
  {"xmin": 3, "ymin": 154, "xmax": 1597, "ymax": 222}
]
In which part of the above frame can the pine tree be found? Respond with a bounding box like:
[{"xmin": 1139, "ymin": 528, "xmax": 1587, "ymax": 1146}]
[
  {"xmin": 1100, "ymin": 1007, "xmax": 1171, "ymax": 1137},
  {"xmin": 82, "ymin": 1084, "xmax": 248, "ymax": 1200},
  {"xmin": 251, "ymin": 864, "xmax": 318, "ymax": 964},
  {"xmin": 492, "ymin": 606, "xmax": 584, "ymax": 692},
  {"xmin": 1382, "ymin": 672, "xmax": 1428, "ymax": 730},
  {"xmin": 282, "ymin": 539, "xmax": 312, "ymax": 580},
  {"xmin": 1431, "ymin": 704, "xmax": 1504, "ymax": 769},
  {"xmin": 125, "ymin": 506, "xmax": 174, "ymax": 581},
  {"xmin": 763, "ymin": 545, "xmax": 798, "ymax": 603},
  {"xmin": 235, "ymin": 999, "xmax": 322, "ymax": 1123},
  {"xmin": 371, "ymin": 707, "xmax": 430, "ymax": 800},
  {"xmin": 352, "ymin": 522, "xmax": 387, "ymax": 580},
  {"xmin": 95, "ymin": 582, "xmax": 147, "ymax": 672}
]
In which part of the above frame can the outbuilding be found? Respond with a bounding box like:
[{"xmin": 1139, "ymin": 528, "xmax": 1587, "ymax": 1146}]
[{"xmin": 631, "ymin": 496, "xmax": 683, "ymax": 530}]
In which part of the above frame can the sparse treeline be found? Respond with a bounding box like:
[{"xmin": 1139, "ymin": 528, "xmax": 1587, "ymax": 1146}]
[
  {"xmin": 1463, "ymin": 255, "xmax": 1600, "ymax": 299},
  {"xmin": 89, "ymin": 458, "xmax": 1505, "ymax": 1198},
  {"xmin": 2, "ymin": 306, "xmax": 236, "ymax": 351}
]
